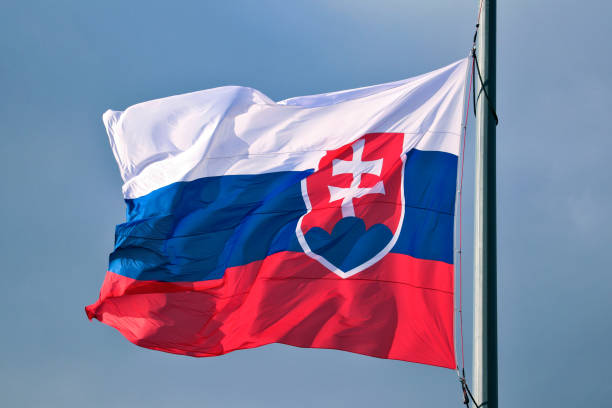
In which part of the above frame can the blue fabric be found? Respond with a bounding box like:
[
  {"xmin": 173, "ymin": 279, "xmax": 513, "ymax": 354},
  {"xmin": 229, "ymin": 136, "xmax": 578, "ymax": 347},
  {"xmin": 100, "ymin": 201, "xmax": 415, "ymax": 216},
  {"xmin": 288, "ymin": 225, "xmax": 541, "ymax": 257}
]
[{"xmin": 109, "ymin": 149, "xmax": 457, "ymax": 282}]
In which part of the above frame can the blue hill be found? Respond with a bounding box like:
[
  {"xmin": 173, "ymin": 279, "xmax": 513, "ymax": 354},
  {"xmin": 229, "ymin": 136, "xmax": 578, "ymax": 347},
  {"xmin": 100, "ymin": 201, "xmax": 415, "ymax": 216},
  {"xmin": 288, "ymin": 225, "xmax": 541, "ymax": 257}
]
[{"xmin": 304, "ymin": 217, "xmax": 393, "ymax": 272}]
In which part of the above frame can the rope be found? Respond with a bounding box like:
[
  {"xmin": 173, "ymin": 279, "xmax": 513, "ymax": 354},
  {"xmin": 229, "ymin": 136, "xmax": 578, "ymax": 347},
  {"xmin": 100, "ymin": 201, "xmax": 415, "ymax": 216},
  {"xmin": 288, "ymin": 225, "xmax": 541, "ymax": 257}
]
[
  {"xmin": 457, "ymin": 0, "xmax": 482, "ymax": 381},
  {"xmin": 460, "ymin": 375, "xmax": 489, "ymax": 408},
  {"xmin": 456, "ymin": 55, "xmax": 476, "ymax": 408},
  {"xmin": 457, "ymin": 50, "xmax": 474, "ymax": 379},
  {"xmin": 472, "ymin": 52, "xmax": 499, "ymax": 125},
  {"xmin": 470, "ymin": 0, "xmax": 499, "ymax": 126}
]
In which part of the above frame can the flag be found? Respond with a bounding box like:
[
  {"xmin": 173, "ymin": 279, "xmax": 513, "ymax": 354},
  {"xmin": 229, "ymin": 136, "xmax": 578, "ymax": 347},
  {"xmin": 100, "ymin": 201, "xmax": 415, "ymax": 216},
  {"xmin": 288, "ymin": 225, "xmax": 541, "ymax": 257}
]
[{"xmin": 86, "ymin": 58, "xmax": 468, "ymax": 368}]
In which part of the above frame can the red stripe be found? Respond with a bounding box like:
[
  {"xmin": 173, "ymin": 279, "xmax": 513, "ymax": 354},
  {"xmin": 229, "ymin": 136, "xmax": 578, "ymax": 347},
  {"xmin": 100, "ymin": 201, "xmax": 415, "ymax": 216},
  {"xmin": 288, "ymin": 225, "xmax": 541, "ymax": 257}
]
[{"xmin": 86, "ymin": 252, "xmax": 455, "ymax": 368}]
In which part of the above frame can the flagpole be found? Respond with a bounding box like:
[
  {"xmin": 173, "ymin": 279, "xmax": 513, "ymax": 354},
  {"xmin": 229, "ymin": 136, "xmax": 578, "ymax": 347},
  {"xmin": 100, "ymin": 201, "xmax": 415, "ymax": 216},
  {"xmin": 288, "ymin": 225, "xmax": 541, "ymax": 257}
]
[{"xmin": 473, "ymin": 0, "xmax": 497, "ymax": 407}]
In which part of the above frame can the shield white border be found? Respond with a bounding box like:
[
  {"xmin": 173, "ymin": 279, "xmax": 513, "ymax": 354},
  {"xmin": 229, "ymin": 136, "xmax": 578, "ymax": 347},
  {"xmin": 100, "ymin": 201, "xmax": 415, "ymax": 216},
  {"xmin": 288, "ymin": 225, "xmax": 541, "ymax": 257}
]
[{"xmin": 295, "ymin": 145, "xmax": 407, "ymax": 279}]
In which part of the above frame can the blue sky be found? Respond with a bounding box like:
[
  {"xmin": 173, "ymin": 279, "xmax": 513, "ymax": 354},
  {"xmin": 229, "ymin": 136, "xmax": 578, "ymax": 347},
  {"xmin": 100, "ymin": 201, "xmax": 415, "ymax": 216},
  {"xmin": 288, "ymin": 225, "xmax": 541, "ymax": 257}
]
[{"xmin": 1, "ymin": 1, "xmax": 610, "ymax": 406}]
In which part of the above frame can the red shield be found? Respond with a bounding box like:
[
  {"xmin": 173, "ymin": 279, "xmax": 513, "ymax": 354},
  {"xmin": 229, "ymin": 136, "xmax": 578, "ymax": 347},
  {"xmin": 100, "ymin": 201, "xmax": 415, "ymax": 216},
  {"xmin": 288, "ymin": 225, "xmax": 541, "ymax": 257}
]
[{"xmin": 296, "ymin": 133, "xmax": 406, "ymax": 278}]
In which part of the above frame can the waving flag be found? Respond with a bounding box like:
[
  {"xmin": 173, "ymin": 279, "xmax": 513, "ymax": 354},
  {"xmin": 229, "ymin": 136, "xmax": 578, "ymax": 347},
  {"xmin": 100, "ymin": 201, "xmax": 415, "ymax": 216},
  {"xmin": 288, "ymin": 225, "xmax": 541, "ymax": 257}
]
[{"xmin": 86, "ymin": 59, "xmax": 468, "ymax": 368}]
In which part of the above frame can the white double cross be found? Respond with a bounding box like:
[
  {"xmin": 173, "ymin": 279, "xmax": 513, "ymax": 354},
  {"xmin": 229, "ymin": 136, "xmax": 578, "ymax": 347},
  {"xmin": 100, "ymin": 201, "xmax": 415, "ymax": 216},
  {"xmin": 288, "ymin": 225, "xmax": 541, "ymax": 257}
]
[{"xmin": 328, "ymin": 139, "xmax": 385, "ymax": 218}]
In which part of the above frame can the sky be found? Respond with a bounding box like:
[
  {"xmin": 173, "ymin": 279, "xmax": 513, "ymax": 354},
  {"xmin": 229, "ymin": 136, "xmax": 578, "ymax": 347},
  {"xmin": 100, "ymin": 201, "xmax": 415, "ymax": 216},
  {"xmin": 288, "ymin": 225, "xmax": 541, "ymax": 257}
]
[{"xmin": 1, "ymin": 0, "xmax": 611, "ymax": 406}]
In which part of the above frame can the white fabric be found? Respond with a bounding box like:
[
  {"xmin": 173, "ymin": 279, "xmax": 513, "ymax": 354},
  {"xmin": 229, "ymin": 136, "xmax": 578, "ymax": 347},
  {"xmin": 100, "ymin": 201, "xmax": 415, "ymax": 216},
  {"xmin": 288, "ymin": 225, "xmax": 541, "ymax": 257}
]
[{"xmin": 103, "ymin": 58, "xmax": 468, "ymax": 199}]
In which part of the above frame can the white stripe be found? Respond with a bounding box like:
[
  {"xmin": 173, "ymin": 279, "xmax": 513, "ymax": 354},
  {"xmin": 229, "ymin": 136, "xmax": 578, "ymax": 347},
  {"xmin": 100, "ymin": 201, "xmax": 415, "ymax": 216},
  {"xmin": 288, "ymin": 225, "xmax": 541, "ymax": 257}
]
[{"xmin": 104, "ymin": 58, "xmax": 469, "ymax": 199}]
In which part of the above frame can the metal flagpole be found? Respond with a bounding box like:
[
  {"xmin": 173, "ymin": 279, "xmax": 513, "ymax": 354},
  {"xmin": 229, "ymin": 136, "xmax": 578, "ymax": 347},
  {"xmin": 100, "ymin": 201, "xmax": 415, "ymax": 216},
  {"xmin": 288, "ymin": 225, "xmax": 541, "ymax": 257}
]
[{"xmin": 473, "ymin": 0, "xmax": 497, "ymax": 407}]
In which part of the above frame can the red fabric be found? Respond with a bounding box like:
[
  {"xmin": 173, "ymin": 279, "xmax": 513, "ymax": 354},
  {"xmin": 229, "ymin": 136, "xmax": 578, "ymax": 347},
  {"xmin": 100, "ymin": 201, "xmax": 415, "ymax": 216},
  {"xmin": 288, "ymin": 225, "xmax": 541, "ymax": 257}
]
[
  {"xmin": 86, "ymin": 251, "xmax": 455, "ymax": 368},
  {"xmin": 301, "ymin": 133, "xmax": 404, "ymax": 233}
]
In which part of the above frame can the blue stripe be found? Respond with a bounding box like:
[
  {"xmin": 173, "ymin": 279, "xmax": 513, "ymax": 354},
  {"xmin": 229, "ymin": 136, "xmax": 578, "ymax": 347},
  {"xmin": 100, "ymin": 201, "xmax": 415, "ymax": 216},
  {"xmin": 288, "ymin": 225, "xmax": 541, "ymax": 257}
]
[
  {"xmin": 109, "ymin": 149, "xmax": 457, "ymax": 282},
  {"xmin": 394, "ymin": 148, "xmax": 457, "ymax": 265}
]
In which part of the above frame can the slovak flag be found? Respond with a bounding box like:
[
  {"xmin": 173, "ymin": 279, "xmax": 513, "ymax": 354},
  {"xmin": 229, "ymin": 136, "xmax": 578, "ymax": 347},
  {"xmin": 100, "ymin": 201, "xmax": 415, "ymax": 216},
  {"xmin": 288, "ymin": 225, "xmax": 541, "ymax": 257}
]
[{"xmin": 86, "ymin": 59, "xmax": 468, "ymax": 369}]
